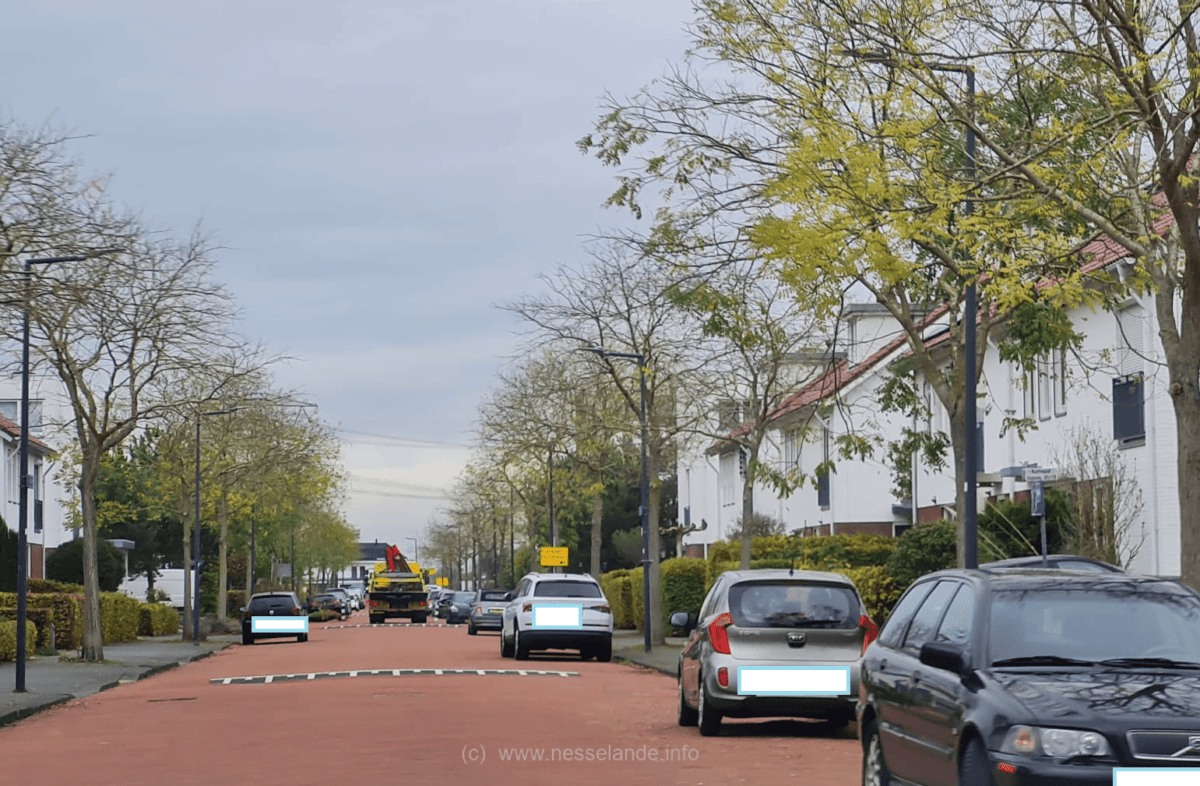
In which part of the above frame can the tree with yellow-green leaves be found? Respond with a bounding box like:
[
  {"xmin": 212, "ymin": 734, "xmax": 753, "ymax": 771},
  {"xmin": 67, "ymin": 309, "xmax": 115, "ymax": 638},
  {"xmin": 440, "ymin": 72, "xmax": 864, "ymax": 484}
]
[{"xmin": 580, "ymin": 0, "xmax": 1127, "ymax": 571}]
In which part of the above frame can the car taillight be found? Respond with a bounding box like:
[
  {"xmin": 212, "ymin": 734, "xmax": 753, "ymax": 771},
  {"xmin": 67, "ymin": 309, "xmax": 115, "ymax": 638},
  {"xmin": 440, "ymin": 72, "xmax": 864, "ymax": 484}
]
[
  {"xmin": 419, "ymin": 601, "xmax": 426, "ymax": 606},
  {"xmin": 474, "ymin": 606, "xmax": 483, "ymax": 614},
  {"xmin": 522, "ymin": 603, "xmax": 532, "ymax": 613},
  {"xmin": 717, "ymin": 667, "xmax": 729, "ymax": 687},
  {"xmin": 292, "ymin": 607, "xmax": 301, "ymax": 615},
  {"xmin": 860, "ymin": 614, "xmax": 879, "ymax": 655},
  {"xmin": 592, "ymin": 604, "xmax": 611, "ymax": 614},
  {"xmin": 709, "ymin": 612, "xmax": 733, "ymax": 655}
]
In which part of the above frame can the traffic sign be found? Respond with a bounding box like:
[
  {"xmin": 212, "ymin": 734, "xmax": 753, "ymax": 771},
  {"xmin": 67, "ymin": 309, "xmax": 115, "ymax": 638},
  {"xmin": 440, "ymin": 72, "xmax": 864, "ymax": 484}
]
[
  {"xmin": 1024, "ymin": 467, "xmax": 1059, "ymax": 482},
  {"xmin": 1030, "ymin": 481, "xmax": 1046, "ymax": 517},
  {"xmin": 540, "ymin": 546, "xmax": 568, "ymax": 567}
]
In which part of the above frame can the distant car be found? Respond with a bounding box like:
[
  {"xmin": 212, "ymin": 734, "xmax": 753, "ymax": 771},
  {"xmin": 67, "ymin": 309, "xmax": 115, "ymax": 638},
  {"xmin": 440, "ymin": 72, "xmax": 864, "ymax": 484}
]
[
  {"xmin": 325, "ymin": 587, "xmax": 356, "ymax": 613},
  {"xmin": 468, "ymin": 589, "xmax": 512, "ymax": 635},
  {"xmin": 500, "ymin": 573, "xmax": 613, "ymax": 662},
  {"xmin": 979, "ymin": 554, "xmax": 1124, "ymax": 573},
  {"xmin": 427, "ymin": 588, "xmax": 444, "ymax": 616},
  {"xmin": 308, "ymin": 593, "xmax": 348, "ymax": 620},
  {"xmin": 443, "ymin": 591, "xmax": 477, "ymax": 625},
  {"xmin": 339, "ymin": 584, "xmax": 366, "ymax": 608},
  {"xmin": 242, "ymin": 592, "xmax": 307, "ymax": 645},
  {"xmin": 859, "ymin": 566, "xmax": 1200, "ymax": 785},
  {"xmin": 672, "ymin": 569, "xmax": 874, "ymax": 736}
]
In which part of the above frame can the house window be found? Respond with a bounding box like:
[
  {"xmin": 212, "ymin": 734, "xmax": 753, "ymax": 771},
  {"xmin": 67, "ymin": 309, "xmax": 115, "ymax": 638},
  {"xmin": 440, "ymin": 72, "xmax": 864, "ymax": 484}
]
[
  {"xmin": 1023, "ymin": 370, "xmax": 1035, "ymax": 419},
  {"xmin": 783, "ymin": 427, "xmax": 802, "ymax": 468},
  {"xmin": 817, "ymin": 427, "xmax": 831, "ymax": 509},
  {"xmin": 720, "ymin": 451, "xmax": 737, "ymax": 507},
  {"xmin": 1053, "ymin": 348, "xmax": 1068, "ymax": 417},
  {"xmin": 1117, "ymin": 305, "xmax": 1144, "ymax": 376},
  {"xmin": 0, "ymin": 400, "xmax": 43, "ymax": 434},
  {"xmin": 1037, "ymin": 357, "xmax": 1051, "ymax": 421},
  {"xmin": 1113, "ymin": 373, "xmax": 1145, "ymax": 444}
]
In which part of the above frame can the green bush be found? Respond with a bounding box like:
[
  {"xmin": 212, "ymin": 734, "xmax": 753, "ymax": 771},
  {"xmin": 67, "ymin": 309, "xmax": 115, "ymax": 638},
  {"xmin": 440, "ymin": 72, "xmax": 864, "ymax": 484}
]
[
  {"xmin": 978, "ymin": 492, "xmax": 1072, "ymax": 561},
  {"xmin": 0, "ymin": 608, "xmax": 55, "ymax": 650},
  {"xmin": 629, "ymin": 567, "xmax": 644, "ymax": 631},
  {"xmin": 885, "ymin": 520, "xmax": 958, "ymax": 588},
  {"xmin": 46, "ymin": 538, "xmax": 125, "ymax": 592},
  {"xmin": 100, "ymin": 593, "xmax": 141, "ymax": 644},
  {"xmin": 0, "ymin": 619, "xmax": 36, "ymax": 661},
  {"xmin": 599, "ymin": 570, "xmax": 634, "ymax": 629},
  {"xmin": 27, "ymin": 578, "xmax": 85, "ymax": 594},
  {"xmin": 138, "ymin": 603, "xmax": 180, "ymax": 636},
  {"xmin": 0, "ymin": 592, "xmax": 83, "ymax": 651},
  {"xmin": 309, "ymin": 609, "xmax": 340, "ymax": 622},
  {"xmin": 227, "ymin": 590, "xmax": 248, "ymax": 619},
  {"xmin": 661, "ymin": 557, "xmax": 707, "ymax": 632},
  {"xmin": 840, "ymin": 565, "xmax": 903, "ymax": 626}
]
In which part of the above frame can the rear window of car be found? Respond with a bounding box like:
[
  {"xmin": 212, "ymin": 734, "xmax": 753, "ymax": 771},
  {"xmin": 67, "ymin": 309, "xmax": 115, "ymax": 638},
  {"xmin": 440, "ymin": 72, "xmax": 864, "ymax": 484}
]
[
  {"xmin": 454, "ymin": 592, "xmax": 475, "ymax": 602},
  {"xmin": 479, "ymin": 590, "xmax": 508, "ymax": 602},
  {"xmin": 249, "ymin": 595, "xmax": 297, "ymax": 614},
  {"xmin": 533, "ymin": 580, "xmax": 602, "ymax": 599},
  {"xmin": 728, "ymin": 582, "xmax": 859, "ymax": 629}
]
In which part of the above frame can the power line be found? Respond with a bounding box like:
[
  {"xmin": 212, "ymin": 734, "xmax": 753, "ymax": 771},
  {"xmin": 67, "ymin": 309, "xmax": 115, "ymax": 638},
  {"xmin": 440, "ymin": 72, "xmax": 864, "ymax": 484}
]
[{"xmin": 335, "ymin": 428, "xmax": 472, "ymax": 449}]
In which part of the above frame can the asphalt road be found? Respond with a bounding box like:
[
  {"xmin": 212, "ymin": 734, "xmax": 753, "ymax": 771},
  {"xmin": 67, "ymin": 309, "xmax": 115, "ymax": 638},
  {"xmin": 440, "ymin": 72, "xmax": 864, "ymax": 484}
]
[{"xmin": 0, "ymin": 612, "xmax": 862, "ymax": 785}]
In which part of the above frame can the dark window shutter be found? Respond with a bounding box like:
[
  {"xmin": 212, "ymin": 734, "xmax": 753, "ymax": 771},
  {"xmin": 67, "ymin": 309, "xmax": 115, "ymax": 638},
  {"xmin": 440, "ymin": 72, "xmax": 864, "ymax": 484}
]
[
  {"xmin": 33, "ymin": 500, "xmax": 43, "ymax": 533},
  {"xmin": 976, "ymin": 421, "xmax": 985, "ymax": 472},
  {"xmin": 1112, "ymin": 374, "xmax": 1145, "ymax": 442},
  {"xmin": 817, "ymin": 472, "xmax": 830, "ymax": 508}
]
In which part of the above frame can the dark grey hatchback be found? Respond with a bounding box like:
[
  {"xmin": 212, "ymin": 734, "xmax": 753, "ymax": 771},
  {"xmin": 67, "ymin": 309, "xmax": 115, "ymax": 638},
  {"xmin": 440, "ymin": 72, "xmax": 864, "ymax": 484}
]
[{"xmin": 859, "ymin": 567, "xmax": 1200, "ymax": 786}]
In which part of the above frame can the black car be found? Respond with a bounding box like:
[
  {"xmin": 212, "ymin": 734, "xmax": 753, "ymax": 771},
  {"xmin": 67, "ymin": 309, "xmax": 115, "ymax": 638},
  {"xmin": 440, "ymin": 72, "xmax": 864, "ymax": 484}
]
[
  {"xmin": 859, "ymin": 567, "xmax": 1200, "ymax": 785},
  {"xmin": 979, "ymin": 554, "xmax": 1124, "ymax": 573},
  {"xmin": 308, "ymin": 593, "xmax": 348, "ymax": 619},
  {"xmin": 241, "ymin": 591, "xmax": 308, "ymax": 645},
  {"xmin": 442, "ymin": 591, "xmax": 477, "ymax": 625}
]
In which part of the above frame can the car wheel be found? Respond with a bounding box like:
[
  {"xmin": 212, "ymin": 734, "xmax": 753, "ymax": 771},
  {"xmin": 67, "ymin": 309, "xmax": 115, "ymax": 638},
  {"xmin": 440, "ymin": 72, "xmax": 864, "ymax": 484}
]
[
  {"xmin": 862, "ymin": 721, "xmax": 892, "ymax": 786},
  {"xmin": 298, "ymin": 633, "xmax": 308, "ymax": 643},
  {"xmin": 514, "ymin": 627, "xmax": 530, "ymax": 661},
  {"xmin": 241, "ymin": 632, "xmax": 253, "ymax": 646},
  {"xmin": 500, "ymin": 627, "xmax": 515, "ymax": 658},
  {"xmin": 369, "ymin": 614, "xmax": 383, "ymax": 625},
  {"xmin": 414, "ymin": 614, "xmax": 428, "ymax": 624},
  {"xmin": 959, "ymin": 736, "xmax": 993, "ymax": 786},
  {"xmin": 677, "ymin": 674, "xmax": 698, "ymax": 727},
  {"xmin": 697, "ymin": 680, "xmax": 722, "ymax": 737},
  {"xmin": 595, "ymin": 635, "xmax": 612, "ymax": 663},
  {"xmin": 468, "ymin": 623, "xmax": 477, "ymax": 635}
]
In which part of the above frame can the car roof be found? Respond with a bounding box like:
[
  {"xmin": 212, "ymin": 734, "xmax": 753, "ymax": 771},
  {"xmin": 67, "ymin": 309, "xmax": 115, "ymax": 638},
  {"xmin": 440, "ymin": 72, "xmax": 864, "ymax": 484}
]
[
  {"xmin": 919, "ymin": 566, "xmax": 1187, "ymax": 593},
  {"xmin": 979, "ymin": 554, "xmax": 1124, "ymax": 572},
  {"xmin": 719, "ymin": 569, "xmax": 857, "ymax": 586},
  {"xmin": 250, "ymin": 592, "xmax": 297, "ymax": 598}
]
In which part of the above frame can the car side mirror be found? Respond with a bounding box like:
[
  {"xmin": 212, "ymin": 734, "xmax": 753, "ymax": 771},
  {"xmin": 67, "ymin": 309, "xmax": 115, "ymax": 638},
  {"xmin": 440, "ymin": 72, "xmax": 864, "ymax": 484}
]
[
  {"xmin": 505, "ymin": 592, "xmax": 514, "ymax": 601},
  {"xmin": 920, "ymin": 640, "xmax": 967, "ymax": 675},
  {"xmin": 669, "ymin": 611, "xmax": 694, "ymax": 633},
  {"xmin": 239, "ymin": 606, "xmax": 247, "ymax": 613}
]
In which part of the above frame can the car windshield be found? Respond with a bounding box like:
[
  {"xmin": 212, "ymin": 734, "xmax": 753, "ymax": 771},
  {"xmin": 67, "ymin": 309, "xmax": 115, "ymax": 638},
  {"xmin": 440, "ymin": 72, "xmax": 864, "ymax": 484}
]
[
  {"xmin": 988, "ymin": 583, "xmax": 1200, "ymax": 664},
  {"xmin": 248, "ymin": 596, "xmax": 296, "ymax": 613},
  {"xmin": 728, "ymin": 582, "xmax": 859, "ymax": 629},
  {"xmin": 479, "ymin": 590, "xmax": 508, "ymax": 602},
  {"xmin": 534, "ymin": 581, "xmax": 602, "ymax": 599}
]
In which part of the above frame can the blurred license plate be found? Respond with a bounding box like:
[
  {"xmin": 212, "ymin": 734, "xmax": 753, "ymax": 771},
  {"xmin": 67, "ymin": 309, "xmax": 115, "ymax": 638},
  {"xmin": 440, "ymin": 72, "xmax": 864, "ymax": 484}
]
[
  {"xmin": 737, "ymin": 667, "xmax": 850, "ymax": 696},
  {"xmin": 488, "ymin": 609, "xmax": 502, "ymax": 614}
]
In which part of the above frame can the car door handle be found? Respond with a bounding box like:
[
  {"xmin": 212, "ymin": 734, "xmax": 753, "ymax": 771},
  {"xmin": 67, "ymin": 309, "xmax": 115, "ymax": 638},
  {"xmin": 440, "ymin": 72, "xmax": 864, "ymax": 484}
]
[
  {"xmin": 878, "ymin": 658, "xmax": 887, "ymax": 671},
  {"xmin": 911, "ymin": 670, "xmax": 922, "ymax": 682}
]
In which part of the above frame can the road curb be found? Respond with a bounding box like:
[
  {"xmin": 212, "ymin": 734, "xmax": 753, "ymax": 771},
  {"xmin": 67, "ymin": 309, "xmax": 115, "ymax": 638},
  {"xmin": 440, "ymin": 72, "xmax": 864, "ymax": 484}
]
[
  {"xmin": 615, "ymin": 654, "xmax": 676, "ymax": 678},
  {"xmin": 0, "ymin": 694, "xmax": 72, "ymax": 728}
]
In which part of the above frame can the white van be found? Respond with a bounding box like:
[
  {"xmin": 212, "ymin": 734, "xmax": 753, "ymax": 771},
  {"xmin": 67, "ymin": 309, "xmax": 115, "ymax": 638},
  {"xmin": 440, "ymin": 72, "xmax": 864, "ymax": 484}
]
[{"xmin": 120, "ymin": 569, "xmax": 186, "ymax": 609}]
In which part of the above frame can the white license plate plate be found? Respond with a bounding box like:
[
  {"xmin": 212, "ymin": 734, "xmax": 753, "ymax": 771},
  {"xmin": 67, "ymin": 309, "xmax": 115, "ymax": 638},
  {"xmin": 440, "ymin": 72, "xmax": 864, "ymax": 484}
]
[{"xmin": 737, "ymin": 667, "xmax": 850, "ymax": 696}]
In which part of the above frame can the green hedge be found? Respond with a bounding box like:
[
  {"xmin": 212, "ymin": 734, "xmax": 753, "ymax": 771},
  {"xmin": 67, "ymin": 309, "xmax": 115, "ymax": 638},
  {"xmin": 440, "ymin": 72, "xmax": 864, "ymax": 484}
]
[
  {"xmin": 599, "ymin": 570, "xmax": 634, "ymax": 629},
  {"xmin": 661, "ymin": 558, "xmax": 707, "ymax": 632},
  {"xmin": 0, "ymin": 592, "xmax": 83, "ymax": 651},
  {"xmin": 100, "ymin": 593, "xmax": 141, "ymax": 644},
  {"xmin": 0, "ymin": 608, "xmax": 55, "ymax": 650},
  {"xmin": 0, "ymin": 619, "xmax": 37, "ymax": 661},
  {"xmin": 139, "ymin": 603, "xmax": 180, "ymax": 636},
  {"xmin": 629, "ymin": 567, "xmax": 644, "ymax": 631},
  {"xmin": 841, "ymin": 565, "xmax": 903, "ymax": 626},
  {"xmin": 27, "ymin": 578, "xmax": 85, "ymax": 594}
]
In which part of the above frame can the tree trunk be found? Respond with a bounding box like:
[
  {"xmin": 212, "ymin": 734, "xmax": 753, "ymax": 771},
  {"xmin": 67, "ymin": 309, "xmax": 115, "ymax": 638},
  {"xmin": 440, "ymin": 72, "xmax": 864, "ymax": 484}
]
[
  {"xmin": 740, "ymin": 446, "xmax": 756, "ymax": 570},
  {"xmin": 590, "ymin": 492, "xmax": 603, "ymax": 576},
  {"xmin": 648, "ymin": 443, "xmax": 665, "ymax": 646},
  {"xmin": 1166, "ymin": 312, "xmax": 1200, "ymax": 592},
  {"xmin": 217, "ymin": 492, "xmax": 229, "ymax": 622},
  {"xmin": 78, "ymin": 448, "xmax": 104, "ymax": 661}
]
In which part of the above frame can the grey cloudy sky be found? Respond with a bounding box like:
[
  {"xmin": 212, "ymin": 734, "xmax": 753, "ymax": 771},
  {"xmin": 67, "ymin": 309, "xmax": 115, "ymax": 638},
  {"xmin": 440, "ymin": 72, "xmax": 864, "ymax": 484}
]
[{"xmin": 8, "ymin": 0, "xmax": 694, "ymax": 551}]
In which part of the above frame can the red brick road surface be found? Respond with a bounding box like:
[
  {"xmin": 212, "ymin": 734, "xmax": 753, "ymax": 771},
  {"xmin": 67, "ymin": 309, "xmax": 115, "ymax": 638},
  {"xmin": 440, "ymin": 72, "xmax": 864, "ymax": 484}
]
[{"xmin": 1, "ymin": 617, "xmax": 861, "ymax": 785}]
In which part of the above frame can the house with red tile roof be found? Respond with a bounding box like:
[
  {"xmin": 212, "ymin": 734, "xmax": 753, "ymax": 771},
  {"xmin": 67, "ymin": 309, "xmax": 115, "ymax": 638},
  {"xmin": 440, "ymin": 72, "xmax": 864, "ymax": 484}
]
[{"xmin": 0, "ymin": 403, "xmax": 58, "ymax": 580}]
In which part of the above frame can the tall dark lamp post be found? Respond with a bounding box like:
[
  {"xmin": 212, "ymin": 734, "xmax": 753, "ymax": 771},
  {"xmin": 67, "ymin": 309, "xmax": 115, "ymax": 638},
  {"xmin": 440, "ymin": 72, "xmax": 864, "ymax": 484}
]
[
  {"xmin": 15, "ymin": 248, "xmax": 119, "ymax": 693},
  {"xmin": 848, "ymin": 50, "xmax": 979, "ymax": 568},
  {"xmin": 582, "ymin": 347, "xmax": 651, "ymax": 653}
]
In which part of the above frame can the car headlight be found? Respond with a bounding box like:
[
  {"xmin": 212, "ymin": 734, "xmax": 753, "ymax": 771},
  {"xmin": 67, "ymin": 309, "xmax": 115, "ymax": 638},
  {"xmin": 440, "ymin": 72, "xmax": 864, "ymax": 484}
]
[
  {"xmin": 1001, "ymin": 725, "xmax": 1111, "ymax": 758},
  {"xmin": 451, "ymin": 605, "xmax": 459, "ymax": 611}
]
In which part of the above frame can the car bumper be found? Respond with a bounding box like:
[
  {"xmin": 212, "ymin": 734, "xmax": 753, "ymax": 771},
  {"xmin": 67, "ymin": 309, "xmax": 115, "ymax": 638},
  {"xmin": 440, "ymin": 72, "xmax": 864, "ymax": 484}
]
[
  {"xmin": 702, "ymin": 658, "xmax": 859, "ymax": 719},
  {"xmin": 470, "ymin": 611, "xmax": 504, "ymax": 629},
  {"xmin": 519, "ymin": 628, "xmax": 611, "ymax": 652},
  {"xmin": 242, "ymin": 620, "xmax": 305, "ymax": 639},
  {"xmin": 989, "ymin": 756, "xmax": 1132, "ymax": 786}
]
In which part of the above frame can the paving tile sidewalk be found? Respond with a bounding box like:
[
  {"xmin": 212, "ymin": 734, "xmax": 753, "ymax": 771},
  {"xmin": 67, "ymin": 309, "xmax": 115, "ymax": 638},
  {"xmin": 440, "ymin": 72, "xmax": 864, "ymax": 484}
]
[
  {"xmin": 0, "ymin": 635, "xmax": 233, "ymax": 728},
  {"xmin": 612, "ymin": 629, "xmax": 683, "ymax": 677}
]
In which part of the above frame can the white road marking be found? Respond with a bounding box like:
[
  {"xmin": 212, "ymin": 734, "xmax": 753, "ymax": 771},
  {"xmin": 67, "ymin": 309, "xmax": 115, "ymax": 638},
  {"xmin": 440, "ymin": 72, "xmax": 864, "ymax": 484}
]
[{"xmin": 210, "ymin": 668, "xmax": 580, "ymax": 685}]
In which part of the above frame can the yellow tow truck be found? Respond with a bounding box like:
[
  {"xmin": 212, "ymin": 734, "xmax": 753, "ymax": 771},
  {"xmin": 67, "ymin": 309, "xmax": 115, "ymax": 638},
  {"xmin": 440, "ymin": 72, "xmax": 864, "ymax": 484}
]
[{"xmin": 367, "ymin": 545, "xmax": 430, "ymax": 624}]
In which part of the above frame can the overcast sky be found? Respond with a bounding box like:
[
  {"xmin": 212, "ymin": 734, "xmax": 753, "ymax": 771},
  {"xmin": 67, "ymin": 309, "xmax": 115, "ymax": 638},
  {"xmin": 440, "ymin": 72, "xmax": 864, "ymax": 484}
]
[{"xmin": 7, "ymin": 0, "xmax": 695, "ymax": 554}]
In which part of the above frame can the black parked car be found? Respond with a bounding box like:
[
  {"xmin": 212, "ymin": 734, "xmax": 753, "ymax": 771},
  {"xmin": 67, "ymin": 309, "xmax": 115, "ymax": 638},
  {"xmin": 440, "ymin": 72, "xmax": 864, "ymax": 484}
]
[
  {"xmin": 441, "ymin": 591, "xmax": 477, "ymax": 625},
  {"xmin": 979, "ymin": 554, "xmax": 1124, "ymax": 573},
  {"xmin": 859, "ymin": 567, "xmax": 1200, "ymax": 786}
]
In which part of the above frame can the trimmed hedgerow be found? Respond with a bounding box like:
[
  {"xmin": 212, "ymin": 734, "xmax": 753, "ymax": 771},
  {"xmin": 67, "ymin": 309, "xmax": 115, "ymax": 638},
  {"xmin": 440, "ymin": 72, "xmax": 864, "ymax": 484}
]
[
  {"xmin": 599, "ymin": 569, "xmax": 634, "ymax": 629},
  {"xmin": 100, "ymin": 593, "xmax": 141, "ymax": 643},
  {"xmin": 660, "ymin": 557, "xmax": 707, "ymax": 633},
  {"xmin": 138, "ymin": 603, "xmax": 180, "ymax": 636},
  {"xmin": 0, "ymin": 592, "xmax": 83, "ymax": 651},
  {"xmin": 0, "ymin": 619, "xmax": 37, "ymax": 661}
]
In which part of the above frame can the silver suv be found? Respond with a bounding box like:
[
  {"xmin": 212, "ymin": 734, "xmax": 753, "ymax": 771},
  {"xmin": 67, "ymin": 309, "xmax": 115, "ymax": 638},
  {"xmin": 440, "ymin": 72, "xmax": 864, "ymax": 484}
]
[
  {"xmin": 500, "ymin": 572, "xmax": 613, "ymax": 661},
  {"xmin": 671, "ymin": 569, "xmax": 877, "ymax": 736}
]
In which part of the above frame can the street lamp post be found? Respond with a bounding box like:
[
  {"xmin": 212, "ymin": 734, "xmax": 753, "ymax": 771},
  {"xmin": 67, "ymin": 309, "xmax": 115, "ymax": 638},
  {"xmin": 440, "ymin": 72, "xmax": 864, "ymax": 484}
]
[
  {"xmin": 582, "ymin": 347, "xmax": 651, "ymax": 653},
  {"xmin": 847, "ymin": 50, "xmax": 979, "ymax": 568},
  {"xmin": 15, "ymin": 248, "xmax": 119, "ymax": 693}
]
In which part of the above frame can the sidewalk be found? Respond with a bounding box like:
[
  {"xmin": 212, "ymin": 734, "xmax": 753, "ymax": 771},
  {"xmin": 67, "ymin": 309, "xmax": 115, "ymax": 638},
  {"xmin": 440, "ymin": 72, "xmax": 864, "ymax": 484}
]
[
  {"xmin": 612, "ymin": 629, "xmax": 684, "ymax": 677},
  {"xmin": 0, "ymin": 635, "xmax": 233, "ymax": 728}
]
